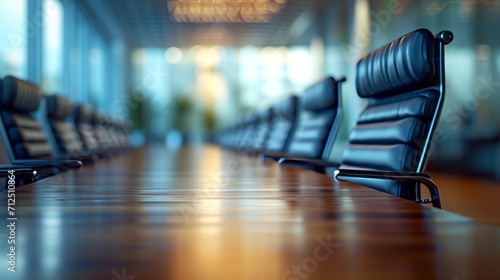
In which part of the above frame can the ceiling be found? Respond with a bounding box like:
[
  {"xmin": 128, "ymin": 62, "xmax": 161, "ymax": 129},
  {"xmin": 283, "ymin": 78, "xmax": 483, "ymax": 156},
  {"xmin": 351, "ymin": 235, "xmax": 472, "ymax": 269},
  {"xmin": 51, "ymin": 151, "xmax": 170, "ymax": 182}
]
[
  {"xmin": 95, "ymin": 0, "xmax": 500, "ymax": 48},
  {"xmin": 104, "ymin": 0, "xmax": 317, "ymax": 48}
]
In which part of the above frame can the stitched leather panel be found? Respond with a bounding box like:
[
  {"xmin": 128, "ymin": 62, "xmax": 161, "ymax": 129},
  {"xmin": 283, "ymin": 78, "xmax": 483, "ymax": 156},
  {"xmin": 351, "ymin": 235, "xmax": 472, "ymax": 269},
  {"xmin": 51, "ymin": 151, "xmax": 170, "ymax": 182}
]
[
  {"xmin": 348, "ymin": 117, "xmax": 426, "ymax": 148},
  {"xmin": 300, "ymin": 77, "xmax": 337, "ymax": 111},
  {"xmin": 94, "ymin": 125, "xmax": 113, "ymax": 148},
  {"xmin": 8, "ymin": 127, "xmax": 47, "ymax": 143},
  {"xmin": 357, "ymin": 91, "xmax": 438, "ymax": 124},
  {"xmin": 341, "ymin": 144, "xmax": 420, "ymax": 172},
  {"xmin": 284, "ymin": 77, "xmax": 340, "ymax": 158},
  {"xmin": 264, "ymin": 96, "xmax": 298, "ymax": 152},
  {"xmin": 1, "ymin": 109, "xmax": 53, "ymax": 158},
  {"xmin": 52, "ymin": 121, "xmax": 84, "ymax": 152},
  {"xmin": 77, "ymin": 123, "xmax": 99, "ymax": 150},
  {"xmin": 356, "ymin": 29, "xmax": 435, "ymax": 98},
  {"xmin": 287, "ymin": 110, "xmax": 337, "ymax": 158},
  {"xmin": 266, "ymin": 120, "xmax": 293, "ymax": 152},
  {"xmin": 1, "ymin": 112, "xmax": 40, "ymax": 128},
  {"xmin": 14, "ymin": 142, "xmax": 53, "ymax": 159}
]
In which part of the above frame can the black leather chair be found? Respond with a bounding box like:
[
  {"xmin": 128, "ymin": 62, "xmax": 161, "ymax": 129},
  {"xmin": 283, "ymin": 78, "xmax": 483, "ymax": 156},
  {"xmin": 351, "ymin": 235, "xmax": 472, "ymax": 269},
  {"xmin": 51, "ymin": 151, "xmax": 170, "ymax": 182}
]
[
  {"xmin": 82, "ymin": 107, "xmax": 132, "ymax": 154},
  {"xmin": 94, "ymin": 114, "xmax": 115, "ymax": 151},
  {"xmin": 293, "ymin": 29, "xmax": 453, "ymax": 208},
  {"xmin": 246, "ymin": 108, "xmax": 273, "ymax": 154},
  {"xmin": 334, "ymin": 29, "xmax": 454, "ymax": 208},
  {"xmin": 45, "ymin": 95, "xmax": 98, "ymax": 164},
  {"xmin": 262, "ymin": 77, "xmax": 345, "ymax": 172},
  {"xmin": 109, "ymin": 117, "xmax": 132, "ymax": 152},
  {"xmin": 0, "ymin": 76, "xmax": 82, "ymax": 178},
  {"xmin": 74, "ymin": 105, "xmax": 100, "ymax": 151},
  {"xmin": 235, "ymin": 113, "xmax": 258, "ymax": 151},
  {"xmin": 108, "ymin": 118, "xmax": 131, "ymax": 151},
  {"xmin": 217, "ymin": 123, "xmax": 234, "ymax": 148},
  {"xmin": 263, "ymin": 95, "xmax": 298, "ymax": 154},
  {"xmin": 215, "ymin": 124, "xmax": 232, "ymax": 148}
]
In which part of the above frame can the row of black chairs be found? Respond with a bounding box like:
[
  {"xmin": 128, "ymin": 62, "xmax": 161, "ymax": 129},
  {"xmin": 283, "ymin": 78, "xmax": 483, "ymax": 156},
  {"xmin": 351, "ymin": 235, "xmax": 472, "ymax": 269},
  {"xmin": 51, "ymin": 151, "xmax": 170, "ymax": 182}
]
[
  {"xmin": 215, "ymin": 28, "xmax": 455, "ymax": 208},
  {"xmin": 216, "ymin": 76, "xmax": 343, "ymax": 163},
  {"xmin": 0, "ymin": 75, "xmax": 133, "ymax": 187}
]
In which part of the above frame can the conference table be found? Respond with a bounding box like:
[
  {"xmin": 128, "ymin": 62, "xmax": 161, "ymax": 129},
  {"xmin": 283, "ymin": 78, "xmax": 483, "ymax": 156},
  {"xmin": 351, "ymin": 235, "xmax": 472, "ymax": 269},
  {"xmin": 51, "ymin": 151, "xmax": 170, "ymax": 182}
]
[{"xmin": 1, "ymin": 144, "xmax": 500, "ymax": 280}]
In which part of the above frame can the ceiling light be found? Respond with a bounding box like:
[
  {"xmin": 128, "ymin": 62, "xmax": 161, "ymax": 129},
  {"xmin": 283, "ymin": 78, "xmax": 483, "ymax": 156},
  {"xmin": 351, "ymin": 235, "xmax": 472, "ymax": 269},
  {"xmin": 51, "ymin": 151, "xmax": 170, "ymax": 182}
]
[{"xmin": 167, "ymin": 0, "xmax": 287, "ymax": 23}]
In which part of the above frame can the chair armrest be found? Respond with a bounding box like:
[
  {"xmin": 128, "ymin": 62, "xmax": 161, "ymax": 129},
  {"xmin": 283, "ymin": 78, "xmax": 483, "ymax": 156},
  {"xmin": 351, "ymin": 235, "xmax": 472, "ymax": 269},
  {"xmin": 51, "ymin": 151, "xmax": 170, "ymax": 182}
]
[
  {"xmin": 0, "ymin": 166, "xmax": 38, "ymax": 187},
  {"xmin": 66, "ymin": 154, "xmax": 98, "ymax": 165},
  {"xmin": 278, "ymin": 157, "xmax": 339, "ymax": 167},
  {"xmin": 0, "ymin": 166, "xmax": 37, "ymax": 176},
  {"xmin": 257, "ymin": 152, "xmax": 286, "ymax": 162},
  {"xmin": 333, "ymin": 168, "xmax": 441, "ymax": 208},
  {"xmin": 277, "ymin": 157, "xmax": 340, "ymax": 174},
  {"xmin": 11, "ymin": 159, "xmax": 82, "ymax": 169}
]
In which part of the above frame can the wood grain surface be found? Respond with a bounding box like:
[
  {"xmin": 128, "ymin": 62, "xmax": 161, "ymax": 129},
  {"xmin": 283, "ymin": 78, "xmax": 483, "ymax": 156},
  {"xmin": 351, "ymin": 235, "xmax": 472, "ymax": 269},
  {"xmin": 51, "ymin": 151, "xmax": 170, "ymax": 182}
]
[{"xmin": 1, "ymin": 144, "xmax": 499, "ymax": 280}]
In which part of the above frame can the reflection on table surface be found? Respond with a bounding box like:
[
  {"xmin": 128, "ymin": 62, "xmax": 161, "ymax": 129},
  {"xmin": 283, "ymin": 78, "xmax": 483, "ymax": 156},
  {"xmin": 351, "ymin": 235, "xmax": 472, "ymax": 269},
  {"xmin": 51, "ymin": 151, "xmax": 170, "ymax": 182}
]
[{"xmin": 1, "ymin": 144, "xmax": 499, "ymax": 280}]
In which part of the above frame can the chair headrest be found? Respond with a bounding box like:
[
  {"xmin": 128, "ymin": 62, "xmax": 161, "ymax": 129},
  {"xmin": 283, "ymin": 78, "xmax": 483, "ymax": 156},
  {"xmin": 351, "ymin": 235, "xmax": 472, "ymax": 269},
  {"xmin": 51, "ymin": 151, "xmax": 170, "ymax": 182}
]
[
  {"xmin": 256, "ymin": 108, "xmax": 272, "ymax": 122},
  {"xmin": 47, "ymin": 95, "xmax": 74, "ymax": 119},
  {"xmin": 92, "ymin": 112, "xmax": 107, "ymax": 125},
  {"xmin": 1, "ymin": 76, "xmax": 41, "ymax": 112},
  {"xmin": 356, "ymin": 28, "xmax": 435, "ymax": 98},
  {"xmin": 300, "ymin": 77, "xmax": 337, "ymax": 111},
  {"xmin": 75, "ymin": 105, "xmax": 95, "ymax": 122},
  {"xmin": 273, "ymin": 95, "xmax": 298, "ymax": 120},
  {"xmin": 100, "ymin": 115, "xmax": 112, "ymax": 125}
]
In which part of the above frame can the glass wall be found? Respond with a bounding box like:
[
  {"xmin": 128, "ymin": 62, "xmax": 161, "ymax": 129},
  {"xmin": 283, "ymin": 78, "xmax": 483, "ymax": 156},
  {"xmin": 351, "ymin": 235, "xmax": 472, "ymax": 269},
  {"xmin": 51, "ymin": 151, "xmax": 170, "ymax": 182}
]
[
  {"xmin": 88, "ymin": 27, "xmax": 109, "ymax": 112},
  {"xmin": 0, "ymin": 0, "xmax": 125, "ymax": 119},
  {"xmin": 131, "ymin": 44, "xmax": 321, "ymax": 143},
  {"xmin": 0, "ymin": 0, "xmax": 27, "ymax": 78},
  {"xmin": 42, "ymin": 0, "xmax": 64, "ymax": 92}
]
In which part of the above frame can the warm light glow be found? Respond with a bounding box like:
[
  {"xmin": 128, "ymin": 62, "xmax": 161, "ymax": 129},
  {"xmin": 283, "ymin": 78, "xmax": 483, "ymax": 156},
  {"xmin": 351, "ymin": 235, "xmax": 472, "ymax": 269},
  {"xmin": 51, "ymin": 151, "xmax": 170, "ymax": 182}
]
[
  {"xmin": 167, "ymin": 0, "xmax": 287, "ymax": 23},
  {"xmin": 165, "ymin": 47, "xmax": 183, "ymax": 64},
  {"xmin": 259, "ymin": 46, "xmax": 288, "ymax": 65},
  {"xmin": 192, "ymin": 45, "xmax": 225, "ymax": 68},
  {"xmin": 132, "ymin": 48, "xmax": 147, "ymax": 65}
]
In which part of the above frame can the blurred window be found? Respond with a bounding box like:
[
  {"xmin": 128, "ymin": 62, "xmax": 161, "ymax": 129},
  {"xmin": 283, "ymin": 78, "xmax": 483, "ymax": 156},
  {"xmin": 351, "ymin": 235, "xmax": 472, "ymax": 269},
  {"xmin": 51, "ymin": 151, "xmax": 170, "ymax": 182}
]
[{"xmin": 0, "ymin": 0, "xmax": 27, "ymax": 77}]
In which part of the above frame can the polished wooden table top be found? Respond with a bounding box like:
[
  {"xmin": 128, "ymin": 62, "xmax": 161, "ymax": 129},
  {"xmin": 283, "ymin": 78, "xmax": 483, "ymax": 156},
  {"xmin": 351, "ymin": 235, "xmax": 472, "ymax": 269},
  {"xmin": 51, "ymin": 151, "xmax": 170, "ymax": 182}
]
[{"xmin": 1, "ymin": 144, "xmax": 500, "ymax": 279}]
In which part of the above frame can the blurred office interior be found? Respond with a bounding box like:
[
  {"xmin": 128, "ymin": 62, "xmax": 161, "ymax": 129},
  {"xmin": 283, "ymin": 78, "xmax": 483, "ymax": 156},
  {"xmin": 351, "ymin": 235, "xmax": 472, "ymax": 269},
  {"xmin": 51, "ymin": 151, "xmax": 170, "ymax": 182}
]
[{"xmin": 1, "ymin": 0, "xmax": 500, "ymax": 179}]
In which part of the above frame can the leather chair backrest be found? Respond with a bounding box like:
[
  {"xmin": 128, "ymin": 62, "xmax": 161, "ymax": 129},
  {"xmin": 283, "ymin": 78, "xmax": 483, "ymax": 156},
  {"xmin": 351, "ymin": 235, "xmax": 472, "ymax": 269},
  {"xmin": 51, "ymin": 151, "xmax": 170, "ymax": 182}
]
[
  {"xmin": 116, "ymin": 120, "xmax": 129, "ymax": 148},
  {"xmin": 46, "ymin": 95, "xmax": 85, "ymax": 154},
  {"xmin": 107, "ymin": 119, "xmax": 120, "ymax": 149},
  {"xmin": 339, "ymin": 28, "xmax": 449, "ymax": 198},
  {"xmin": 236, "ymin": 113, "xmax": 258, "ymax": 150},
  {"xmin": 265, "ymin": 95, "xmax": 298, "ymax": 153},
  {"xmin": 96, "ymin": 115, "xmax": 117, "ymax": 149},
  {"xmin": 74, "ymin": 105, "xmax": 100, "ymax": 150},
  {"xmin": 250, "ymin": 108, "xmax": 273, "ymax": 152},
  {"xmin": 286, "ymin": 77, "xmax": 342, "ymax": 159},
  {"xmin": 0, "ymin": 76, "xmax": 53, "ymax": 159},
  {"xmin": 229, "ymin": 120, "xmax": 244, "ymax": 149},
  {"xmin": 220, "ymin": 121, "xmax": 237, "ymax": 149}
]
